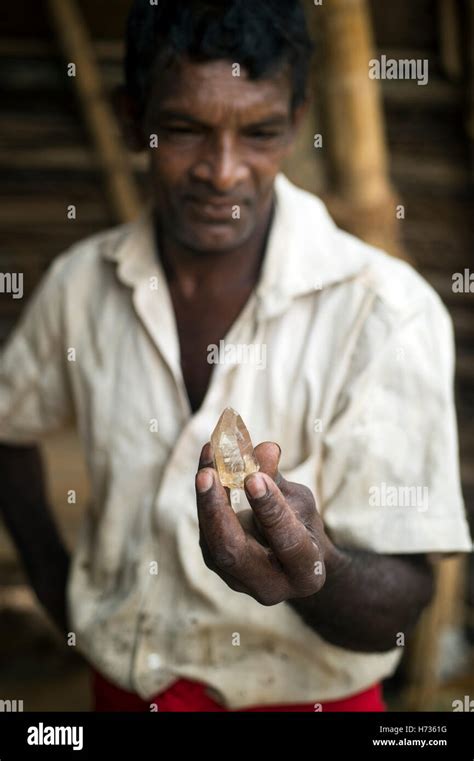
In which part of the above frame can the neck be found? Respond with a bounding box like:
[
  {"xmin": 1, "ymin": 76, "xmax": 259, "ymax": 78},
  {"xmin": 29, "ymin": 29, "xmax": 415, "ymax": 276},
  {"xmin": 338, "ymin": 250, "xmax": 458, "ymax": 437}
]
[{"xmin": 154, "ymin": 199, "xmax": 274, "ymax": 300}]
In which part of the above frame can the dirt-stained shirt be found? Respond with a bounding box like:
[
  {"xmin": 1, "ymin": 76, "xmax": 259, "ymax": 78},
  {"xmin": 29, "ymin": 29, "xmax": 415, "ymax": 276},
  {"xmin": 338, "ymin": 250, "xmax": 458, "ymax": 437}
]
[{"xmin": 0, "ymin": 174, "xmax": 471, "ymax": 708}]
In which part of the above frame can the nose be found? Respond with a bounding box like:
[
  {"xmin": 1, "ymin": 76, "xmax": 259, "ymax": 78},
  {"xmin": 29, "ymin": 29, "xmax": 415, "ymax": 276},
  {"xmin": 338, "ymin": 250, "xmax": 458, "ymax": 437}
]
[{"xmin": 191, "ymin": 131, "xmax": 249, "ymax": 192}]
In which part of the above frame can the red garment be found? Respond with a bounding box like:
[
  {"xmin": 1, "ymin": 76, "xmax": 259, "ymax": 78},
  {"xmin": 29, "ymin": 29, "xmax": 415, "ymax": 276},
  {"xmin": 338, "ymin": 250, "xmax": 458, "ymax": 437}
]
[{"xmin": 91, "ymin": 668, "xmax": 386, "ymax": 712}]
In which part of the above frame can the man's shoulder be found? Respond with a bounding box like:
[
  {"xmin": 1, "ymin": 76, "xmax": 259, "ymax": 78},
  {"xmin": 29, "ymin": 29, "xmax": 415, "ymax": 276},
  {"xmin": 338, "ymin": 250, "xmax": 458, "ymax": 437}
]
[
  {"xmin": 49, "ymin": 219, "xmax": 133, "ymax": 286},
  {"xmin": 347, "ymin": 234, "xmax": 444, "ymax": 317},
  {"xmin": 278, "ymin": 175, "xmax": 447, "ymax": 322}
]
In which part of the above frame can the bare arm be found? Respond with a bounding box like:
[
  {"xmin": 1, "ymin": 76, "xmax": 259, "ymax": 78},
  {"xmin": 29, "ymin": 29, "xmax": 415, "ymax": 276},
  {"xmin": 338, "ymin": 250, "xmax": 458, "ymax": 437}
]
[
  {"xmin": 196, "ymin": 441, "xmax": 434, "ymax": 653},
  {"xmin": 0, "ymin": 443, "xmax": 71, "ymax": 636},
  {"xmin": 287, "ymin": 548, "xmax": 434, "ymax": 652}
]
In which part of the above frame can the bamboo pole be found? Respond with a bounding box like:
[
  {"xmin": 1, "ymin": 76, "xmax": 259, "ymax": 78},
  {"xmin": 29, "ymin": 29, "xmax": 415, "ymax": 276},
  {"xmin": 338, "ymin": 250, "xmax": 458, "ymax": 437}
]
[
  {"xmin": 307, "ymin": 0, "xmax": 406, "ymax": 259},
  {"xmin": 467, "ymin": 0, "xmax": 474, "ymax": 174},
  {"xmin": 315, "ymin": 0, "xmax": 393, "ymax": 207},
  {"xmin": 438, "ymin": 0, "xmax": 463, "ymax": 82},
  {"xmin": 46, "ymin": 0, "xmax": 142, "ymax": 223},
  {"xmin": 403, "ymin": 557, "xmax": 465, "ymax": 711}
]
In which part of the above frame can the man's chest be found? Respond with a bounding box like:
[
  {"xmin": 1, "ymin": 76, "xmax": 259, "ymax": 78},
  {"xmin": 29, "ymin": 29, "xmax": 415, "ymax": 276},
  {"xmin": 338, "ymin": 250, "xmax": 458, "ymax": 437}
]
[
  {"xmin": 73, "ymin": 280, "xmax": 331, "ymax": 493},
  {"xmin": 169, "ymin": 287, "xmax": 256, "ymax": 413}
]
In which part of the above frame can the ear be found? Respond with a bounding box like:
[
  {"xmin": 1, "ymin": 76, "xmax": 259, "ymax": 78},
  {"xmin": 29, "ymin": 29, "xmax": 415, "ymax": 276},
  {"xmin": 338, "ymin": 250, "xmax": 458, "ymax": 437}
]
[
  {"xmin": 111, "ymin": 85, "xmax": 147, "ymax": 153},
  {"xmin": 280, "ymin": 98, "xmax": 310, "ymax": 160},
  {"xmin": 290, "ymin": 98, "xmax": 309, "ymax": 135}
]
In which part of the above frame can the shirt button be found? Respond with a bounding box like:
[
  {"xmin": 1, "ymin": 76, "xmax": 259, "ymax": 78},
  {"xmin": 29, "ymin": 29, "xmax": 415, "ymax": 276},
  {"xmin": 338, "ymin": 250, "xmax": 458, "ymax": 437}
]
[{"xmin": 148, "ymin": 653, "xmax": 162, "ymax": 670}]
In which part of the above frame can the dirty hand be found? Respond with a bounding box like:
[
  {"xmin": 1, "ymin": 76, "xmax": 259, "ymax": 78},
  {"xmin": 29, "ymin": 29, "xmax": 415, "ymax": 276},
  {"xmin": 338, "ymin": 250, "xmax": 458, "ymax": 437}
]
[{"xmin": 195, "ymin": 441, "xmax": 332, "ymax": 605}]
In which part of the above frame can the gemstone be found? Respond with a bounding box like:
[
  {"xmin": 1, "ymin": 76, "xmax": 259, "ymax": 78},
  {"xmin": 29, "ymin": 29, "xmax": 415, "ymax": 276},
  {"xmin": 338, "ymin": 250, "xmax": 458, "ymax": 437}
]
[{"xmin": 211, "ymin": 407, "xmax": 260, "ymax": 489}]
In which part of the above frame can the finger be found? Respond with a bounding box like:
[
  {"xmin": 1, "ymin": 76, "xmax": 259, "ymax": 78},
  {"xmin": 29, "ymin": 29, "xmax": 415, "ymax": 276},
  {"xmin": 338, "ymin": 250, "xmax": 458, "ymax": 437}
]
[
  {"xmin": 204, "ymin": 438, "xmax": 288, "ymax": 497},
  {"xmin": 200, "ymin": 527, "xmax": 291, "ymax": 604},
  {"xmin": 244, "ymin": 471, "xmax": 319, "ymax": 577},
  {"xmin": 253, "ymin": 442, "xmax": 291, "ymax": 496},
  {"xmin": 195, "ymin": 468, "xmax": 249, "ymax": 573},
  {"xmin": 199, "ymin": 532, "xmax": 250, "ymax": 594},
  {"xmin": 198, "ymin": 442, "xmax": 214, "ymax": 470},
  {"xmin": 237, "ymin": 509, "xmax": 269, "ymax": 545},
  {"xmin": 253, "ymin": 441, "xmax": 280, "ymax": 477}
]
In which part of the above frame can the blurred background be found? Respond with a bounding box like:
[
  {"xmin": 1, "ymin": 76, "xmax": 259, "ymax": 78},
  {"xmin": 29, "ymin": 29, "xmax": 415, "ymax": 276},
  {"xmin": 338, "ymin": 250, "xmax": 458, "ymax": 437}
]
[{"xmin": 0, "ymin": 0, "xmax": 473, "ymax": 711}]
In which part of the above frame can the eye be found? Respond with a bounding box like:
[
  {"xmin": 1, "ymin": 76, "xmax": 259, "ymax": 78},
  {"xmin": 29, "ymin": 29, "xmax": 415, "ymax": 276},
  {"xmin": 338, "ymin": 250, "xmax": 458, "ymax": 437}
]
[
  {"xmin": 162, "ymin": 124, "xmax": 203, "ymax": 138},
  {"xmin": 168, "ymin": 126, "xmax": 198, "ymax": 133},
  {"xmin": 243, "ymin": 129, "xmax": 282, "ymax": 141},
  {"xmin": 247, "ymin": 130, "xmax": 278, "ymax": 138}
]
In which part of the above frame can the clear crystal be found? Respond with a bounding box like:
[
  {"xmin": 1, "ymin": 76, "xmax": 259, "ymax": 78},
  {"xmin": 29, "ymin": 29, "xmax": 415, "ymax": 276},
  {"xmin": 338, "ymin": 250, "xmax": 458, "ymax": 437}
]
[{"xmin": 211, "ymin": 407, "xmax": 260, "ymax": 489}]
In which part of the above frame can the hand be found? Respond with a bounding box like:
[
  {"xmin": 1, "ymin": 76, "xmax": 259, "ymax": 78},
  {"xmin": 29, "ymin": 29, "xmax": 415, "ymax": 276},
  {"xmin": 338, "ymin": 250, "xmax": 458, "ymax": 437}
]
[{"xmin": 195, "ymin": 441, "xmax": 332, "ymax": 606}]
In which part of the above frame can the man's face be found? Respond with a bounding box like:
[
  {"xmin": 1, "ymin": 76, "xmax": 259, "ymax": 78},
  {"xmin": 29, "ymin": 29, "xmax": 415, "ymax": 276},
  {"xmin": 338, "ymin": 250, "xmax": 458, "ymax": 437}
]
[{"xmin": 141, "ymin": 58, "xmax": 301, "ymax": 254}]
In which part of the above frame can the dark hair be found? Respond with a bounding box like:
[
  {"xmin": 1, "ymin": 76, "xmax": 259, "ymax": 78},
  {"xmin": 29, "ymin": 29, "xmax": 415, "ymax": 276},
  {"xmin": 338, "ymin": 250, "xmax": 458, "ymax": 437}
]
[{"xmin": 125, "ymin": 0, "xmax": 314, "ymax": 116}]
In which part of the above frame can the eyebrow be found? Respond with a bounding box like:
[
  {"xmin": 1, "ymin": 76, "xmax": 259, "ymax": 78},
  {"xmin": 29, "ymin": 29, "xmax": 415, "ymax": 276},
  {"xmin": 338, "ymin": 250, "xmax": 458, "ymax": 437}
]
[{"xmin": 155, "ymin": 110, "xmax": 289, "ymax": 128}]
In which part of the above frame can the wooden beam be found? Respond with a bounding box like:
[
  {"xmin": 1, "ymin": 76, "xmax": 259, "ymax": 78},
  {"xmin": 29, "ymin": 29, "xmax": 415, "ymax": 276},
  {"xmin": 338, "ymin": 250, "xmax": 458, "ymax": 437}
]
[
  {"xmin": 0, "ymin": 147, "xmax": 148, "ymax": 173},
  {"xmin": 438, "ymin": 0, "xmax": 463, "ymax": 81},
  {"xmin": 402, "ymin": 557, "xmax": 466, "ymax": 710},
  {"xmin": 307, "ymin": 0, "xmax": 407, "ymax": 260},
  {"xmin": 314, "ymin": 0, "xmax": 393, "ymax": 207},
  {"xmin": 0, "ymin": 37, "xmax": 124, "ymax": 62},
  {"xmin": 46, "ymin": 0, "xmax": 142, "ymax": 223},
  {"xmin": 467, "ymin": 0, "xmax": 474, "ymax": 174}
]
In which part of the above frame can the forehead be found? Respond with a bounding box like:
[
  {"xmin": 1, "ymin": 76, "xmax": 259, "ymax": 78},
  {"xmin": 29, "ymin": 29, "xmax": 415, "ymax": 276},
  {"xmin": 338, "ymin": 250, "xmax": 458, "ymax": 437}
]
[{"xmin": 146, "ymin": 58, "xmax": 292, "ymax": 123}]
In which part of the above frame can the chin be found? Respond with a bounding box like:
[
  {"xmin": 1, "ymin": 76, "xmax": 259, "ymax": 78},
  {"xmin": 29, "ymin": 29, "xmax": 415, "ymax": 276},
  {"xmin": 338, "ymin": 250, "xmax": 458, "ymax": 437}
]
[{"xmin": 179, "ymin": 222, "xmax": 252, "ymax": 254}]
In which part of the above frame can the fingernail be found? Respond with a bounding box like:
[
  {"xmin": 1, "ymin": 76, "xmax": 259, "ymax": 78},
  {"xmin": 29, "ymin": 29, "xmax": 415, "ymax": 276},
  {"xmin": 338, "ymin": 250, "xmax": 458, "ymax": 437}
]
[
  {"xmin": 246, "ymin": 474, "xmax": 268, "ymax": 499},
  {"xmin": 196, "ymin": 470, "xmax": 213, "ymax": 493}
]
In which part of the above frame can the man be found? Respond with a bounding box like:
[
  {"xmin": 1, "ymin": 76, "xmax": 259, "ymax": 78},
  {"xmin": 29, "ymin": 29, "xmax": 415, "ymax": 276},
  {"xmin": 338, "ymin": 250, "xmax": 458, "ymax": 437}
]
[{"xmin": 0, "ymin": 0, "xmax": 471, "ymax": 712}]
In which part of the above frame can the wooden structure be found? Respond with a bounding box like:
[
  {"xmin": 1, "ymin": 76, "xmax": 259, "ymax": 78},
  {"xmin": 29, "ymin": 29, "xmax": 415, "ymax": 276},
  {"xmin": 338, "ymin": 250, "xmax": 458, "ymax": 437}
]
[
  {"xmin": 46, "ymin": 0, "xmax": 141, "ymax": 223},
  {"xmin": 309, "ymin": 0, "xmax": 404, "ymax": 258},
  {"xmin": 0, "ymin": 0, "xmax": 472, "ymax": 711}
]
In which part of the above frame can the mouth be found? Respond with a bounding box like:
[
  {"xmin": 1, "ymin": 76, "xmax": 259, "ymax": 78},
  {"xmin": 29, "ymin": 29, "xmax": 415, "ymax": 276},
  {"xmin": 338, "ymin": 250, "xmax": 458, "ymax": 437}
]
[{"xmin": 184, "ymin": 195, "xmax": 244, "ymax": 222}]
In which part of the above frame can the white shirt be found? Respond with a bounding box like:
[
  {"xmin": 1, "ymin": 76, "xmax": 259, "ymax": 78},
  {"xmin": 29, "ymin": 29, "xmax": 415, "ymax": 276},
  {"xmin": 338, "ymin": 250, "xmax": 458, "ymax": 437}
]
[{"xmin": 0, "ymin": 174, "xmax": 471, "ymax": 708}]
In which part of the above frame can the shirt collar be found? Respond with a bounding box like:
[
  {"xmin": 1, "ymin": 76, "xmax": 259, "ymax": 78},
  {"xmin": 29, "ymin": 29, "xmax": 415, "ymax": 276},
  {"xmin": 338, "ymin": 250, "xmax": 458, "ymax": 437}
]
[{"xmin": 101, "ymin": 173, "xmax": 370, "ymax": 319}]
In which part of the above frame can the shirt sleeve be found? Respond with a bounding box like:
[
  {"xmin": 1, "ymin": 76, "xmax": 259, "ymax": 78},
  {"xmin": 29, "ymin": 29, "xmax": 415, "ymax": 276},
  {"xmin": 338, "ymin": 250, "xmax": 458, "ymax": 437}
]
[
  {"xmin": 0, "ymin": 256, "xmax": 74, "ymax": 444},
  {"xmin": 320, "ymin": 287, "xmax": 473, "ymax": 554}
]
